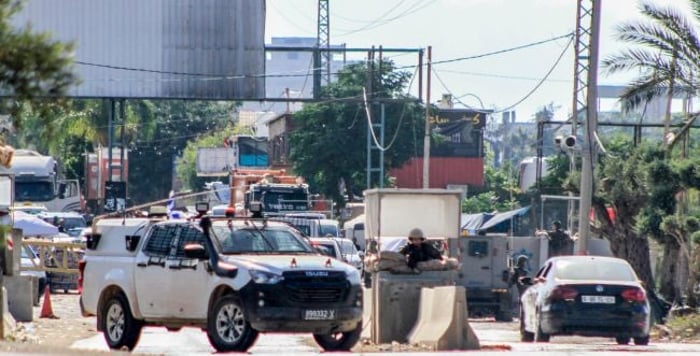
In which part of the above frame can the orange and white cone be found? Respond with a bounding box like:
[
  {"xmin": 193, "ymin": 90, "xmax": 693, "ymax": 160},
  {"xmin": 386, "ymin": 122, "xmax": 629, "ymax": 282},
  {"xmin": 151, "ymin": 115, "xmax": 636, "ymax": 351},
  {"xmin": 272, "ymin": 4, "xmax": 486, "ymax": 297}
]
[{"xmin": 40, "ymin": 287, "xmax": 58, "ymax": 319}]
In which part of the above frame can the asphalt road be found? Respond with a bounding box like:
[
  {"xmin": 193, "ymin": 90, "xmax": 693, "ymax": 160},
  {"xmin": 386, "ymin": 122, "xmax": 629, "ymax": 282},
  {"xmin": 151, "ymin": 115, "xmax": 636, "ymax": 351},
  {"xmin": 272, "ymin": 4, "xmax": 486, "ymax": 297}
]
[{"xmin": 64, "ymin": 318, "xmax": 700, "ymax": 355}]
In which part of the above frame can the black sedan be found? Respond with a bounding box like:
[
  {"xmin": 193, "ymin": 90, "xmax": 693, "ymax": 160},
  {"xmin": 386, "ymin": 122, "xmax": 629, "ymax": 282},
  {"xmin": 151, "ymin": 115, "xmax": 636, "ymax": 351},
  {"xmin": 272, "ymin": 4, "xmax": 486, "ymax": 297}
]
[{"xmin": 520, "ymin": 255, "xmax": 651, "ymax": 345}]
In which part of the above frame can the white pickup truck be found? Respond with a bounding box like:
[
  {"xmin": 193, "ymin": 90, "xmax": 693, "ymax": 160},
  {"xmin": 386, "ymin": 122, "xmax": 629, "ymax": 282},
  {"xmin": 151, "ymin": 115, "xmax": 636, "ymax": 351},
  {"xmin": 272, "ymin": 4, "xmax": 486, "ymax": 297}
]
[{"xmin": 79, "ymin": 209, "xmax": 363, "ymax": 352}]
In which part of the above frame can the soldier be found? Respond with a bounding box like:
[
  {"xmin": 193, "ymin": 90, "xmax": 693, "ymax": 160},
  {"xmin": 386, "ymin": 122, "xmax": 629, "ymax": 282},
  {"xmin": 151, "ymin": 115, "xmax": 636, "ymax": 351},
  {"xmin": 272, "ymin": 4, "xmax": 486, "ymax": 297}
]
[
  {"xmin": 399, "ymin": 228, "xmax": 443, "ymax": 270},
  {"xmin": 541, "ymin": 221, "xmax": 571, "ymax": 257},
  {"xmin": 509, "ymin": 255, "xmax": 530, "ymax": 297}
]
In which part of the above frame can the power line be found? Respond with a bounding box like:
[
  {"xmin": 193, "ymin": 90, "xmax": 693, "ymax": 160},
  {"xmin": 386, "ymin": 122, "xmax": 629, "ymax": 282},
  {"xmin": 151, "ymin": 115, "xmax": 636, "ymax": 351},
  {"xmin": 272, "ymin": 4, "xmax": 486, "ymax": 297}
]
[
  {"xmin": 431, "ymin": 35, "xmax": 574, "ymax": 115},
  {"xmin": 428, "ymin": 32, "xmax": 574, "ymax": 67},
  {"xmin": 75, "ymin": 32, "xmax": 574, "ymax": 84},
  {"xmin": 334, "ymin": 0, "xmax": 434, "ymax": 38}
]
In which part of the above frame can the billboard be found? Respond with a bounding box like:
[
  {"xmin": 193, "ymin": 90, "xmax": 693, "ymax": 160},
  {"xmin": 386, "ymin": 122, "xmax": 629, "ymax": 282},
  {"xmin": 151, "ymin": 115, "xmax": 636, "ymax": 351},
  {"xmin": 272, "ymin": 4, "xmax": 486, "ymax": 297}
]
[
  {"xmin": 12, "ymin": 0, "xmax": 265, "ymax": 100},
  {"xmin": 196, "ymin": 147, "xmax": 237, "ymax": 177},
  {"xmin": 430, "ymin": 109, "xmax": 488, "ymax": 157}
]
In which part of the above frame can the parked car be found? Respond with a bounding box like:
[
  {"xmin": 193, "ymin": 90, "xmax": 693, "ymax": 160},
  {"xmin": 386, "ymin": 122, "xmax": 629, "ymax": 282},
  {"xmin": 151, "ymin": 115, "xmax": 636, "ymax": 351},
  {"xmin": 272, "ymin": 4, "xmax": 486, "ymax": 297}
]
[
  {"xmin": 336, "ymin": 238, "xmax": 363, "ymax": 270},
  {"xmin": 11, "ymin": 204, "xmax": 48, "ymax": 215},
  {"xmin": 37, "ymin": 211, "xmax": 87, "ymax": 232},
  {"xmin": 519, "ymin": 255, "xmax": 651, "ymax": 345},
  {"xmin": 309, "ymin": 237, "xmax": 342, "ymax": 260}
]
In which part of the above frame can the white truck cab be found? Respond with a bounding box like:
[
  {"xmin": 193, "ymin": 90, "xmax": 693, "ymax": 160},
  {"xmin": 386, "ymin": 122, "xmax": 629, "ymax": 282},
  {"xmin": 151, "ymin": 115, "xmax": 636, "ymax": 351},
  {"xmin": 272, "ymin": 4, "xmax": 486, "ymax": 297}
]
[{"xmin": 80, "ymin": 210, "xmax": 362, "ymax": 353}]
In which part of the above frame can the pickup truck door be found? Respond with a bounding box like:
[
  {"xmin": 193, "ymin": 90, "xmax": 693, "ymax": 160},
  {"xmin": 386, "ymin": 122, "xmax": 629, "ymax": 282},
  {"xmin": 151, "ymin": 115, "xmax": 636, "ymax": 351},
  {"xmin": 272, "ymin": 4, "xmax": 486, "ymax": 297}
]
[
  {"xmin": 134, "ymin": 225, "xmax": 177, "ymax": 318},
  {"xmin": 165, "ymin": 225, "xmax": 210, "ymax": 319}
]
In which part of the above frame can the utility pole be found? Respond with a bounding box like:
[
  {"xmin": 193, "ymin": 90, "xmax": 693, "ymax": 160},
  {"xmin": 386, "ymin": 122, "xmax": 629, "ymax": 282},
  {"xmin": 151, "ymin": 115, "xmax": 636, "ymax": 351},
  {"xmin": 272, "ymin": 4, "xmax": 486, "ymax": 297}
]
[
  {"xmin": 576, "ymin": 0, "xmax": 602, "ymax": 255},
  {"xmin": 422, "ymin": 46, "xmax": 432, "ymax": 188},
  {"xmin": 317, "ymin": 0, "xmax": 331, "ymax": 85}
]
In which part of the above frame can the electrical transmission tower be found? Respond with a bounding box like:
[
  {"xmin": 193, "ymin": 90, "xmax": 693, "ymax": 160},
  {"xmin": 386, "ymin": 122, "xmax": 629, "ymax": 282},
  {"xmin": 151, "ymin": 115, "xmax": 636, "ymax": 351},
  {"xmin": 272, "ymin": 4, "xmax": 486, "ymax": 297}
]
[
  {"xmin": 317, "ymin": 0, "xmax": 331, "ymax": 85},
  {"xmin": 572, "ymin": 0, "xmax": 602, "ymax": 254}
]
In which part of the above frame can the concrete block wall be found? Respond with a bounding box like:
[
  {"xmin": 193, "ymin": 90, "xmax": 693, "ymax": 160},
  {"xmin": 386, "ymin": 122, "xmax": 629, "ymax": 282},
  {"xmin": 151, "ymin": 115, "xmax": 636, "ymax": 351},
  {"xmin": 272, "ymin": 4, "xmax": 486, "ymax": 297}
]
[
  {"xmin": 370, "ymin": 270, "xmax": 457, "ymax": 344},
  {"xmin": 4, "ymin": 275, "xmax": 34, "ymax": 322},
  {"xmin": 408, "ymin": 286, "xmax": 480, "ymax": 350}
]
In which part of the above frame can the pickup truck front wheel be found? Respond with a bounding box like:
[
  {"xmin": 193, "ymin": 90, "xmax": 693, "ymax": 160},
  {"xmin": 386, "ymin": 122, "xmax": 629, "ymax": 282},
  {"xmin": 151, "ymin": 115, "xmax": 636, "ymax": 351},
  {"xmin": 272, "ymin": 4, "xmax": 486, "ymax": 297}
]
[
  {"xmin": 313, "ymin": 322, "xmax": 362, "ymax": 351},
  {"xmin": 101, "ymin": 294, "xmax": 143, "ymax": 351},
  {"xmin": 207, "ymin": 295, "xmax": 259, "ymax": 352}
]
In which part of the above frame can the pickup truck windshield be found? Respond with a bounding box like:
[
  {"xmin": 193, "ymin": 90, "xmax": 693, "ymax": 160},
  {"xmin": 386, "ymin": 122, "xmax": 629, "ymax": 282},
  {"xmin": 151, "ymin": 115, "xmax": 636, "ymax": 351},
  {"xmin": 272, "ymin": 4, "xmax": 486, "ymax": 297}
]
[{"xmin": 211, "ymin": 226, "xmax": 316, "ymax": 254}]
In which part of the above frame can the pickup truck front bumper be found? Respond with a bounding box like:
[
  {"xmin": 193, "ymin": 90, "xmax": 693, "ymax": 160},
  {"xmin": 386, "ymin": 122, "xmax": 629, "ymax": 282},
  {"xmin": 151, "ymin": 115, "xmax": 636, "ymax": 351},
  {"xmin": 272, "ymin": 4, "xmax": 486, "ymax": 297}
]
[{"xmin": 239, "ymin": 281, "xmax": 363, "ymax": 334}]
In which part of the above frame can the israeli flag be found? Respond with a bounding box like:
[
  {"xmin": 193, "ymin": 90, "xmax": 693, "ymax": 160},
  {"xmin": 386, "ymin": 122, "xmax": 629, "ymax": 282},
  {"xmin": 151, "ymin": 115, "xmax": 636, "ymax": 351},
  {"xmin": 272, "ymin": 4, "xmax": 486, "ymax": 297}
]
[{"xmin": 167, "ymin": 190, "xmax": 175, "ymax": 214}]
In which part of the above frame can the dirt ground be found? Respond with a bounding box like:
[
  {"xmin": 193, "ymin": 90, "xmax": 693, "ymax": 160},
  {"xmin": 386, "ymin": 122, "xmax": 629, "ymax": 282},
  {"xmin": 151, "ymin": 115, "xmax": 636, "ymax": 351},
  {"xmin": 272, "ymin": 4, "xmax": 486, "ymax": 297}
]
[
  {"xmin": 0, "ymin": 291, "xmax": 122, "ymax": 355},
  {"xmin": 1, "ymin": 291, "xmax": 697, "ymax": 354}
]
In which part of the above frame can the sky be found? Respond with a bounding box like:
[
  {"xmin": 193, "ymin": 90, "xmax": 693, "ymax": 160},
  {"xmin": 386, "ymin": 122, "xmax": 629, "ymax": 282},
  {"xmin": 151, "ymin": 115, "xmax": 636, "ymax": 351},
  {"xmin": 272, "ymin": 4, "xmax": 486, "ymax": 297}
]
[{"xmin": 265, "ymin": 0, "xmax": 694, "ymax": 121}]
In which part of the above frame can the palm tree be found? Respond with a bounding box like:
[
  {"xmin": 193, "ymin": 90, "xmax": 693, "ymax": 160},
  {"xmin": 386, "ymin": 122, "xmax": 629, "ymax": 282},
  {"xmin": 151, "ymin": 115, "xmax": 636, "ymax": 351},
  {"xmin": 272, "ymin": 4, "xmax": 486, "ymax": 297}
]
[{"xmin": 601, "ymin": 0, "xmax": 700, "ymax": 305}]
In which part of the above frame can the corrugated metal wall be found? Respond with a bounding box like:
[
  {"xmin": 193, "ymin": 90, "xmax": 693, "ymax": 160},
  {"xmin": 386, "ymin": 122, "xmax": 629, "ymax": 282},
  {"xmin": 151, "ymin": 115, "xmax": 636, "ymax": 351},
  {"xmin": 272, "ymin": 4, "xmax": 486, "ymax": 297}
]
[
  {"xmin": 389, "ymin": 157, "xmax": 485, "ymax": 189},
  {"xmin": 12, "ymin": 0, "xmax": 265, "ymax": 100}
]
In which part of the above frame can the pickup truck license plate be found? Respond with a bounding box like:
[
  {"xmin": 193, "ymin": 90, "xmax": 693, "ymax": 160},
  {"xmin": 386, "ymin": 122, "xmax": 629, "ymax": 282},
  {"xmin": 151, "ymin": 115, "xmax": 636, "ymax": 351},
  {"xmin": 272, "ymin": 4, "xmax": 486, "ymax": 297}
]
[
  {"xmin": 581, "ymin": 295, "xmax": 615, "ymax": 304},
  {"xmin": 304, "ymin": 309, "xmax": 336, "ymax": 320}
]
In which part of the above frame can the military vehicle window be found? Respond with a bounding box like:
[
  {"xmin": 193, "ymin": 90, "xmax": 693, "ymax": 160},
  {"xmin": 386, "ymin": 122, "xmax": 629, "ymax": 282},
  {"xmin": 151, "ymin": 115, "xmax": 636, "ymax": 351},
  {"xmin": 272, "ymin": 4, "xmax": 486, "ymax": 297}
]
[
  {"xmin": 174, "ymin": 226, "xmax": 207, "ymax": 258},
  {"xmin": 468, "ymin": 240, "xmax": 489, "ymax": 257},
  {"xmin": 143, "ymin": 226, "xmax": 176, "ymax": 257}
]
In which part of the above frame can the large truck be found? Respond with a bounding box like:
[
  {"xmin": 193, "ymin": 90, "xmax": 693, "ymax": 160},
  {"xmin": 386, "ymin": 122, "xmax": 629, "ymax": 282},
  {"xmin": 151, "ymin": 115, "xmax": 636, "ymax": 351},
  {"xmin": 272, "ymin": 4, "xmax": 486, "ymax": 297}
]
[
  {"xmin": 229, "ymin": 169, "xmax": 310, "ymax": 217},
  {"xmin": 0, "ymin": 149, "xmax": 81, "ymax": 212}
]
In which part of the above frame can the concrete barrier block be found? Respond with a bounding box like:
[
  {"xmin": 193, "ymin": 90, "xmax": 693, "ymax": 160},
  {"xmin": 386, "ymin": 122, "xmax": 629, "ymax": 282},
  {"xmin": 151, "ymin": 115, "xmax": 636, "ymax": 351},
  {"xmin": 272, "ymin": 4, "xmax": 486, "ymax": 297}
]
[
  {"xmin": 408, "ymin": 286, "xmax": 480, "ymax": 350},
  {"xmin": 4, "ymin": 275, "xmax": 34, "ymax": 322},
  {"xmin": 371, "ymin": 270, "xmax": 456, "ymax": 344},
  {"xmin": 361, "ymin": 287, "xmax": 372, "ymax": 340},
  {"xmin": 2, "ymin": 286, "xmax": 17, "ymax": 339}
]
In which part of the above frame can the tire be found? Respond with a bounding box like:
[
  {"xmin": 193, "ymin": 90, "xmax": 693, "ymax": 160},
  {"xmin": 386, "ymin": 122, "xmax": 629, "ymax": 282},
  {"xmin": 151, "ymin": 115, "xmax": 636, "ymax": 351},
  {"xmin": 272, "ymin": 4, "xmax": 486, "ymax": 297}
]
[
  {"xmin": 101, "ymin": 294, "xmax": 143, "ymax": 351},
  {"xmin": 206, "ymin": 295, "xmax": 259, "ymax": 352},
  {"xmin": 615, "ymin": 336, "xmax": 630, "ymax": 345},
  {"xmin": 313, "ymin": 322, "xmax": 362, "ymax": 351},
  {"xmin": 519, "ymin": 310, "xmax": 534, "ymax": 342},
  {"xmin": 633, "ymin": 336, "xmax": 650, "ymax": 345},
  {"xmin": 495, "ymin": 310, "xmax": 513, "ymax": 322},
  {"xmin": 534, "ymin": 312, "xmax": 550, "ymax": 343}
]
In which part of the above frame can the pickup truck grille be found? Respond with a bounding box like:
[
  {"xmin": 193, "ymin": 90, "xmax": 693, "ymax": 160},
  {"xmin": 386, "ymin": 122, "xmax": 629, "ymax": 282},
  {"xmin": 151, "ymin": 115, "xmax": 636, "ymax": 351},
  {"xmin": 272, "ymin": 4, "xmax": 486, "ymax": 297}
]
[{"xmin": 282, "ymin": 271, "xmax": 349, "ymax": 303}]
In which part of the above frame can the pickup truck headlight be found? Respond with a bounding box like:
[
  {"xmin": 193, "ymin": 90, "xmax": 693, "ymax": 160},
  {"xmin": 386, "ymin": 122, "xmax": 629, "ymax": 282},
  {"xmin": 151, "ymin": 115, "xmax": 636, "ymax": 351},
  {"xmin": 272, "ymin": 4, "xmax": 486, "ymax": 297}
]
[
  {"xmin": 249, "ymin": 270, "xmax": 284, "ymax": 284},
  {"xmin": 346, "ymin": 269, "xmax": 361, "ymax": 286}
]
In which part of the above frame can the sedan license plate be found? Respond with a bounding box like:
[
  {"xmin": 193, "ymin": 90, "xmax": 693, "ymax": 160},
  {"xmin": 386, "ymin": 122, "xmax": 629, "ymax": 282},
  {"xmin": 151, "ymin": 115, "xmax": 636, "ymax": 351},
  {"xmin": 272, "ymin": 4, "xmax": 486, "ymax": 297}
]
[
  {"xmin": 304, "ymin": 309, "xmax": 336, "ymax": 320},
  {"xmin": 581, "ymin": 295, "xmax": 615, "ymax": 304}
]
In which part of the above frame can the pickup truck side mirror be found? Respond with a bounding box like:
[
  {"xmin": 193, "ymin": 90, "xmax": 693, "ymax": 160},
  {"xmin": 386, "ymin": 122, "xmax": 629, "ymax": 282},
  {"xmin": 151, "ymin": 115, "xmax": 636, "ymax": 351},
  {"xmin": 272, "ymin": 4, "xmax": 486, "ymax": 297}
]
[
  {"xmin": 86, "ymin": 233, "xmax": 102, "ymax": 250},
  {"xmin": 184, "ymin": 243, "xmax": 208, "ymax": 260},
  {"xmin": 125, "ymin": 235, "xmax": 141, "ymax": 252}
]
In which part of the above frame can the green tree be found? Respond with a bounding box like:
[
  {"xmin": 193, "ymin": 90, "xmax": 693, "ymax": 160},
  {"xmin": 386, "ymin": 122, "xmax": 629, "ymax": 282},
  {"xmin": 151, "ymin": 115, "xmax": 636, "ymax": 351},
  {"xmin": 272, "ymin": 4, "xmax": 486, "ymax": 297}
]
[
  {"xmin": 289, "ymin": 60, "xmax": 424, "ymax": 205},
  {"xmin": 0, "ymin": 0, "xmax": 77, "ymax": 136},
  {"xmin": 128, "ymin": 100, "xmax": 237, "ymax": 205},
  {"xmin": 602, "ymin": 0, "xmax": 700, "ymax": 304}
]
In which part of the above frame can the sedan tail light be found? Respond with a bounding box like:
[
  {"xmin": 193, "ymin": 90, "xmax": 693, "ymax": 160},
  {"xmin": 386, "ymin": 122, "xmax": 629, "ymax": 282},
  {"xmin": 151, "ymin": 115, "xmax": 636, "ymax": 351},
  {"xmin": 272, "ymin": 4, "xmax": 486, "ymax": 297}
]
[
  {"xmin": 549, "ymin": 286, "xmax": 578, "ymax": 302},
  {"xmin": 621, "ymin": 287, "xmax": 646, "ymax": 303}
]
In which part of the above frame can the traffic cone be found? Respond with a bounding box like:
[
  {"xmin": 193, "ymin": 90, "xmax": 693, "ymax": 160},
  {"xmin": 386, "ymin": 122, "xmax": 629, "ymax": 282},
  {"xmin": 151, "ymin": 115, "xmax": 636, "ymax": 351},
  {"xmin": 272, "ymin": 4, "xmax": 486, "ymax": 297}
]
[{"xmin": 40, "ymin": 287, "xmax": 58, "ymax": 319}]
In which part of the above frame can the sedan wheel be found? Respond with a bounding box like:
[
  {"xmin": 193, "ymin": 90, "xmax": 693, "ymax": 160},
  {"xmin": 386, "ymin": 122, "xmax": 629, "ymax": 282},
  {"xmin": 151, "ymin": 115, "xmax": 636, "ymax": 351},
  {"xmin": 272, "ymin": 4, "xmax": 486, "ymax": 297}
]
[
  {"xmin": 615, "ymin": 336, "xmax": 630, "ymax": 345},
  {"xmin": 534, "ymin": 312, "xmax": 550, "ymax": 343},
  {"xmin": 633, "ymin": 336, "xmax": 650, "ymax": 345},
  {"xmin": 519, "ymin": 310, "xmax": 534, "ymax": 342}
]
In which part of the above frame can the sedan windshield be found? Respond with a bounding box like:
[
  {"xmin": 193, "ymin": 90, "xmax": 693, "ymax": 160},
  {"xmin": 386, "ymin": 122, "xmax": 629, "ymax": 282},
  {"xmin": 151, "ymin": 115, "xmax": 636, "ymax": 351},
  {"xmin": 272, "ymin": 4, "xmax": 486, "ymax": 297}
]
[
  {"xmin": 554, "ymin": 259, "xmax": 637, "ymax": 281},
  {"xmin": 211, "ymin": 226, "xmax": 315, "ymax": 254}
]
